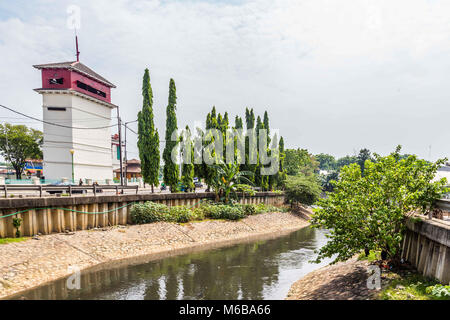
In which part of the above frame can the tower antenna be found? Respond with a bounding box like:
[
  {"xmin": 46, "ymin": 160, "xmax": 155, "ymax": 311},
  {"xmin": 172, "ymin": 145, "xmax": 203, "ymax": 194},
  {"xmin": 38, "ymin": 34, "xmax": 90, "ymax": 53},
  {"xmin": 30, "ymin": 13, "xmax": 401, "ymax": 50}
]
[{"xmin": 75, "ymin": 30, "xmax": 80, "ymax": 62}]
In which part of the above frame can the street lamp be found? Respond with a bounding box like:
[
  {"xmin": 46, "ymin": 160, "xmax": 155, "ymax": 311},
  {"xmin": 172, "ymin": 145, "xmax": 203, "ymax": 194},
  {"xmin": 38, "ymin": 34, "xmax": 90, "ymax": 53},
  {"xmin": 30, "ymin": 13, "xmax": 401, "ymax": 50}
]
[{"xmin": 69, "ymin": 149, "xmax": 75, "ymax": 183}]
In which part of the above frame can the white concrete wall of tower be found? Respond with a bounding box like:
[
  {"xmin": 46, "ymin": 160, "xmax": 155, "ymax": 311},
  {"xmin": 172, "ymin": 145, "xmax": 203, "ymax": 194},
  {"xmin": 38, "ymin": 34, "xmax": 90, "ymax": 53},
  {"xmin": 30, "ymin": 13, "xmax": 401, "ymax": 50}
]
[
  {"xmin": 43, "ymin": 160, "xmax": 72, "ymax": 181},
  {"xmin": 40, "ymin": 93, "xmax": 115, "ymax": 181}
]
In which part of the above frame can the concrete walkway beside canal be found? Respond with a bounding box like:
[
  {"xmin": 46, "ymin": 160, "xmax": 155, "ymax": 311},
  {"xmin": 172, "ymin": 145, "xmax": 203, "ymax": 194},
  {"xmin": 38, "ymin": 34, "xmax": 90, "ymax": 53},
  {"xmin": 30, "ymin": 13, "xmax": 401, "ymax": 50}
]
[
  {"xmin": 0, "ymin": 211, "xmax": 309, "ymax": 299},
  {"xmin": 286, "ymin": 257, "xmax": 375, "ymax": 300}
]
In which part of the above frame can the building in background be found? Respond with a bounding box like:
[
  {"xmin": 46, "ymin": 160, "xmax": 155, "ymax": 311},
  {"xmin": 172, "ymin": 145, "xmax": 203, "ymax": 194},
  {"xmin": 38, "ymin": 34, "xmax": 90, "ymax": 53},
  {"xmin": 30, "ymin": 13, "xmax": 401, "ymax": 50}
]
[
  {"xmin": 436, "ymin": 163, "xmax": 450, "ymax": 184},
  {"xmin": 0, "ymin": 163, "xmax": 14, "ymax": 177},
  {"xmin": 114, "ymin": 159, "xmax": 141, "ymax": 180},
  {"xmin": 111, "ymin": 133, "xmax": 124, "ymax": 173},
  {"xmin": 33, "ymin": 60, "xmax": 117, "ymax": 181}
]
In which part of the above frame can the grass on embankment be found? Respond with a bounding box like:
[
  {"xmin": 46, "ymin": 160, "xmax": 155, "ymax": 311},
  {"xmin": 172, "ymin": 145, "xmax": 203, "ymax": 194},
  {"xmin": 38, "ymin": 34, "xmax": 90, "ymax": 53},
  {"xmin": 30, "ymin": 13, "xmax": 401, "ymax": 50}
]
[
  {"xmin": 358, "ymin": 250, "xmax": 450, "ymax": 300},
  {"xmin": 378, "ymin": 273, "xmax": 450, "ymax": 300},
  {"xmin": 0, "ymin": 237, "xmax": 29, "ymax": 245}
]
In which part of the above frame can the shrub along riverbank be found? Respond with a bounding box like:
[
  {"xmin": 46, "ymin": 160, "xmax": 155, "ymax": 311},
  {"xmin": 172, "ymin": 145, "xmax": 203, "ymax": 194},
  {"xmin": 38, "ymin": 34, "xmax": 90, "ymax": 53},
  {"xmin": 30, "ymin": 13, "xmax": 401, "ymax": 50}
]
[
  {"xmin": 357, "ymin": 250, "xmax": 450, "ymax": 300},
  {"xmin": 130, "ymin": 201, "xmax": 288, "ymax": 224}
]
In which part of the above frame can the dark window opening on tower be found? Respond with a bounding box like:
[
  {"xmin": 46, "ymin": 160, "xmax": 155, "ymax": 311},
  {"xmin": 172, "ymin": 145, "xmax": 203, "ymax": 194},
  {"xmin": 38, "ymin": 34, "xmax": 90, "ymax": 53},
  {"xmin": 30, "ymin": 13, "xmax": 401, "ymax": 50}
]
[
  {"xmin": 76, "ymin": 80, "xmax": 107, "ymax": 98},
  {"xmin": 49, "ymin": 78, "xmax": 64, "ymax": 85}
]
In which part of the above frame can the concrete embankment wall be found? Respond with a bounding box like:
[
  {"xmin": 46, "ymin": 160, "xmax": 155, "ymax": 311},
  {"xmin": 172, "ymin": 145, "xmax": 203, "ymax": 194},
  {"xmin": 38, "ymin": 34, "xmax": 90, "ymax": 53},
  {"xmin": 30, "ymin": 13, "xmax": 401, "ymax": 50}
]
[
  {"xmin": 402, "ymin": 214, "xmax": 450, "ymax": 284},
  {"xmin": 0, "ymin": 192, "xmax": 284, "ymax": 238}
]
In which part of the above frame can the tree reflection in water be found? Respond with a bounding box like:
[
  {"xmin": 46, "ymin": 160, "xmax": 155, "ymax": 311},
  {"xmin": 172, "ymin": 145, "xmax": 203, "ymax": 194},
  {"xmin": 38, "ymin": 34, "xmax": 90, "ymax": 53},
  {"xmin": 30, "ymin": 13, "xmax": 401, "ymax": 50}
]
[{"xmin": 12, "ymin": 227, "xmax": 331, "ymax": 300}]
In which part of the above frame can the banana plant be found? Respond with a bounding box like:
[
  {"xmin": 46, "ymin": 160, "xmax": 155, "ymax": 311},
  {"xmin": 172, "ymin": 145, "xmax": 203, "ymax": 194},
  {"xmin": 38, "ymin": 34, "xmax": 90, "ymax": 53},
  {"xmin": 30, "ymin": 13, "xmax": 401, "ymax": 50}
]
[{"xmin": 210, "ymin": 162, "xmax": 254, "ymax": 203}]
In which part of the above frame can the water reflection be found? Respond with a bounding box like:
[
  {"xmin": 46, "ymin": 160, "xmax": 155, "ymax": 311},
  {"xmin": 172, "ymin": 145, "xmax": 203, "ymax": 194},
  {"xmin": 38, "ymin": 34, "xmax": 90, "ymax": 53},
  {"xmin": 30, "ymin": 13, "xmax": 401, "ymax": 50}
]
[{"xmin": 11, "ymin": 227, "xmax": 331, "ymax": 300}]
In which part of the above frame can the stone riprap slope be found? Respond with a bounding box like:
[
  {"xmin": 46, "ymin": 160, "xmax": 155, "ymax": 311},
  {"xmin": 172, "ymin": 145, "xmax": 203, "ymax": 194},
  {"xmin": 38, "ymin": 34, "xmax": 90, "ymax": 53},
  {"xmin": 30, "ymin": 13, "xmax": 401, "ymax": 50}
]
[{"xmin": 286, "ymin": 257, "xmax": 377, "ymax": 300}]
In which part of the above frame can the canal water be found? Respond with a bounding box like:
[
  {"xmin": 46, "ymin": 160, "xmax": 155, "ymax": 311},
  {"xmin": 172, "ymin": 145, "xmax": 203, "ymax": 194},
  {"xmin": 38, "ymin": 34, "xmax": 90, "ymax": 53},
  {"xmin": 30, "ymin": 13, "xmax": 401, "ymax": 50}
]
[{"xmin": 11, "ymin": 227, "xmax": 331, "ymax": 300}]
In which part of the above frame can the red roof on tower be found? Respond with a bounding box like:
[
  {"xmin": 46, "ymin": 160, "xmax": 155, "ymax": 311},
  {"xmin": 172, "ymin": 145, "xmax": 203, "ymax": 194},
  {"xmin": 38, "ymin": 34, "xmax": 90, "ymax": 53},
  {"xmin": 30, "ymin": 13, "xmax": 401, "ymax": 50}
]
[{"xmin": 33, "ymin": 61, "xmax": 116, "ymax": 88}]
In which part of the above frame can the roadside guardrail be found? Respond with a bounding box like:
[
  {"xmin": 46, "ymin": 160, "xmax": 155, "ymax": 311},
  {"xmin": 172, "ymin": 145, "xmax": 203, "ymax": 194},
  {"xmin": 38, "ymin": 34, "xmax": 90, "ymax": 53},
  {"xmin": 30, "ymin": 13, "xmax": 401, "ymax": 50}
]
[{"xmin": 0, "ymin": 184, "xmax": 139, "ymax": 198}]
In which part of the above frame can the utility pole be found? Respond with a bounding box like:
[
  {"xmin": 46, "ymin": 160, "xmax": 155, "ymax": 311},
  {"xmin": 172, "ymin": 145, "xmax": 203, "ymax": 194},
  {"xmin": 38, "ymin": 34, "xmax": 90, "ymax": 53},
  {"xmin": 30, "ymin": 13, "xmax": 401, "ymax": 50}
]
[
  {"xmin": 124, "ymin": 122, "xmax": 128, "ymax": 186},
  {"xmin": 117, "ymin": 108, "xmax": 124, "ymax": 186},
  {"xmin": 122, "ymin": 120, "xmax": 138, "ymax": 186}
]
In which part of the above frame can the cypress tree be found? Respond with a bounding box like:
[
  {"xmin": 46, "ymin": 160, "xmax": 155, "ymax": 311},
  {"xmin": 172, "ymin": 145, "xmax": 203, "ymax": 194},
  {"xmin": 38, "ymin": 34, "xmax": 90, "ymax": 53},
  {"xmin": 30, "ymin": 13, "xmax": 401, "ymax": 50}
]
[
  {"xmin": 199, "ymin": 112, "xmax": 211, "ymax": 183},
  {"xmin": 137, "ymin": 68, "xmax": 159, "ymax": 193},
  {"xmin": 234, "ymin": 115, "xmax": 243, "ymax": 164},
  {"xmin": 206, "ymin": 113, "xmax": 211, "ymax": 129},
  {"xmin": 193, "ymin": 126, "xmax": 205, "ymax": 182},
  {"xmin": 263, "ymin": 110, "xmax": 274, "ymax": 190},
  {"xmin": 204, "ymin": 107, "xmax": 218, "ymax": 190},
  {"xmin": 234, "ymin": 115, "xmax": 243, "ymax": 129},
  {"xmin": 217, "ymin": 112, "xmax": 224, "ymax": 161},
  {"xmin": 163, "ymin": 78, "xmax": 179, "ymax": 192},
  {"xmin": 218, "ymin": 112, "xmax": 230, "ymax": 162},
  {"xmin": 244, "ymin": 108, "xmax": 256, "ymax": 181},
  {"xmin": 255, "ymin": 115, "xmax": 264, "ymax": 188},
  {"xmin": 211, "ymin": 106, "xmax": 217, "ymax": 124},
  {"xmin": 277, "ymin": 136, "xmax": 287, "ymax": 188},
  {"xmin": 263, "ymin": 110, "xmax": 270, "ymax": 145},
  {"xmin": 181, "ymin": 125, "xmax": 195, "ymax": 192},
  {"xmin": 223, "ymin": 112, "xmax": 229, "ymax": 130}
]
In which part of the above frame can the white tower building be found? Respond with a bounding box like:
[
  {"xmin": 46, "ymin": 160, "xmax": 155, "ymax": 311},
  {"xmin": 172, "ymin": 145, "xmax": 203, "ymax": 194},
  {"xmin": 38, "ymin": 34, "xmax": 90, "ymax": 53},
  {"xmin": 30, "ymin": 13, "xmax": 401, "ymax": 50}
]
[{"xmin": 33, "ymin": 59, "xmax": 117, "ymax": 182}]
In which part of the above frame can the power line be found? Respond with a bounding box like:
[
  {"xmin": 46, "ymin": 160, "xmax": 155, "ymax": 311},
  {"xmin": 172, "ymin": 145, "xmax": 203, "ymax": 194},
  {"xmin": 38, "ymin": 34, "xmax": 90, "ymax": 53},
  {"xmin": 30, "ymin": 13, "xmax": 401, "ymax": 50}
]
[
  {"xmin": 122, "ymin": 126, "xmax": 166, "ymax": 143},
  {"xmin": 0, "ymin": 103, "xmax": 116, "ymax": 130},
  {"xmin": 0, "ymin": 116, "xmax": 111, "ymax": 122},
  {"xmin": 125, "ymin": 126, "xmax": 138, "ymax": 135}
]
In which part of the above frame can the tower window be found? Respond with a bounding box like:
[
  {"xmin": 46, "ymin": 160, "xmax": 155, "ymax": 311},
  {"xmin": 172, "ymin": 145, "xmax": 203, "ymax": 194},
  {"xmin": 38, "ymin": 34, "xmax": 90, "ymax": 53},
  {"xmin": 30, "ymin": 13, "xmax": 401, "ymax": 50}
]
[
  {"xmin": 47, "ymin": 107, "xmax": 66, "ymax": 111},
  {"xmin": 49, "ymin": 78, "xmax": 64, "ymax": 85},
  {"xmin": 76, "ymin": 80, "xmax": 107, "ymax": 98}
]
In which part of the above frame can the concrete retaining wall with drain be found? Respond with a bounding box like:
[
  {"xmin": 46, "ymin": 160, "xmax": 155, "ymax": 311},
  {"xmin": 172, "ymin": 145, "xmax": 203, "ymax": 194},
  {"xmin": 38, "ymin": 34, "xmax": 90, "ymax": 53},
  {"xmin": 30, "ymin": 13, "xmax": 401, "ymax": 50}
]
[
  {"xmin": 402, "ymin": 215, "xmax": 450, "ymax": 284},
  {"xmin": 0, "ymin": 192, "xmax": 285, "ymax": 238}
]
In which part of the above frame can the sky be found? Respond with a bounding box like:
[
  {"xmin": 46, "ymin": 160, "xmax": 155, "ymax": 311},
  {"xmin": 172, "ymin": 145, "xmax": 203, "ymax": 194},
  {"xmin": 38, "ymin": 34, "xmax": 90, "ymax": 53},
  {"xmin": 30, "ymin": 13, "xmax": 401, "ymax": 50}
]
[{"xmin": 0, "ymin": 0, "xmax": 449, "ymax": 161}]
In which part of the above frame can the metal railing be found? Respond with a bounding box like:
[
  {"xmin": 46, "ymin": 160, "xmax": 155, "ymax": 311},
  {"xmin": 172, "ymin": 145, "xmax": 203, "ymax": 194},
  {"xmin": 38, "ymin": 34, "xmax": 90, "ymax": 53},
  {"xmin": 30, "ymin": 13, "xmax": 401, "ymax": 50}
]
[
  {"xmin": 0, "ymin": 184, "xmax": 139, "ymax": 198},
  {"xmin": 8, "ymin": 179, "xmax": 67, "ymax": 185}
]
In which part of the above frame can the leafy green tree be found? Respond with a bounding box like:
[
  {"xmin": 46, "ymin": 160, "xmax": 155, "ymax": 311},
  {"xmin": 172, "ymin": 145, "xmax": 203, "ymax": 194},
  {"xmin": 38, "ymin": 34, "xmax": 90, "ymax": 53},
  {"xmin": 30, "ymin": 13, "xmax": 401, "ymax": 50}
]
[
  {"xmin": 285, "ymin": 148, "xmax": 318, "ymax": 176},
  {"xmin": 320, "ymin": 170, "xmax": 339, "ymax": 192},
  {"xmin": 163, "ymin": 78, "xmax": 180, "ymax": 192},
  {"xmin": 335, "ymin": 155, "xmax": 358, "ymax": 171},
  {"xmin": 311, "ymin": 146, "xmax": 448, "ymax": 264},
  {"xmin": 398, "ymin": 153, "xmax": 413, "ymax": 160},
  {"xmin": 284, "ymin": 174, "xmax": 321, "ymax": 207},
  {"xmin": 137, "ymin": 68, "xmax": 160, "ymax": 192},
  {"xmin": 357, "ymin": 148, "xmax": 373, "ymax": 175},
  {"xmin": 0, "ymin": 123, "xmax": 42, "ymax": 179},
  {"xmin": 181, "ymin": 126, "xmax": 195, "ymax": 192},
  {"xmin": 315, "ymin": 153, "xmax": 336, "ymax": 171}
]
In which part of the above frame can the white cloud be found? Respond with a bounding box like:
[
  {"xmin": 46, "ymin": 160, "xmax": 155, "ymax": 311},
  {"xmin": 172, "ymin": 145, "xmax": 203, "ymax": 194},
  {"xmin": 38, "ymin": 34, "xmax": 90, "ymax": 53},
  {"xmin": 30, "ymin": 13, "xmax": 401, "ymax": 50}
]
[{"xmin": 0, "ymin": 0, "xmax": 449, "ymax": 160}]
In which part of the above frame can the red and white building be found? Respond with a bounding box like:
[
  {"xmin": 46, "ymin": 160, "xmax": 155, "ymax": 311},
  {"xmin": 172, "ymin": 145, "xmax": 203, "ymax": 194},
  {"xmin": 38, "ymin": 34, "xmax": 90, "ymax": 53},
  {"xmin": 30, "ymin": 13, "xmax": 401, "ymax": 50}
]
[{"xmin": 34, "ymin": 60, "xmax": 118, "ymax": 181}]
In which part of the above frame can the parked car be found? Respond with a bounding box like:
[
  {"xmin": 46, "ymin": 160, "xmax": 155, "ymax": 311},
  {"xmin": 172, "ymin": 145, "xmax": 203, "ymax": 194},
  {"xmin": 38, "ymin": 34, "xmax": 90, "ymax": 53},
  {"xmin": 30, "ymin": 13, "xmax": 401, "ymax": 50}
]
[
  {"xmin": 46, "ymin": 182, "xmax": 87, "ymax": 194},
  {"xmin": 193, "ymin": 177, "xmax": 203, "ymax": 188}
]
